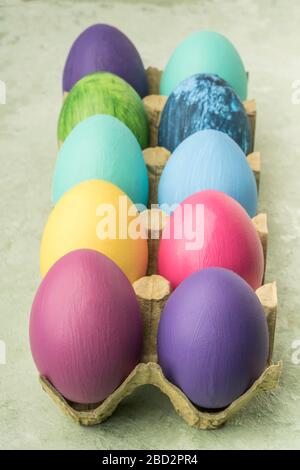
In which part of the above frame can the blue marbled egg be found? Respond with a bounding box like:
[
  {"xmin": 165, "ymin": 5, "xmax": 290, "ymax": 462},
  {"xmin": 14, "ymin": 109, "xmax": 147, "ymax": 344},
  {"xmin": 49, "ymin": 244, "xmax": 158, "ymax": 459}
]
[{"xmin": 158, "ymin": 74, "xmax": 251, "ymax": 154}]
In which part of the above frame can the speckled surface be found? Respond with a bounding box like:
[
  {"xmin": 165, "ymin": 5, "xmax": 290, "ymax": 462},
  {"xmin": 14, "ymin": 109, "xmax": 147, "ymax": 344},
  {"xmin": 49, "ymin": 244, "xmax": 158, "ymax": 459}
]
[
  {"xmin": 158, "ymin": 74, "xmax": 251, "ymax": 153},
  {"xmin": 0, "ymin": 0, "xmax": 300, "ymax": 450}
]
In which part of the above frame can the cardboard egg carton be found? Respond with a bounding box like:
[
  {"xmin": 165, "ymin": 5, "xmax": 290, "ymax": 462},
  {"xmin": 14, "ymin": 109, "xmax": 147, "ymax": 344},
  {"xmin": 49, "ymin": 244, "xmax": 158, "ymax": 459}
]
[
  {"xmin": 40, "ymin": 227, "xmax": 281, "ymax": 428},
  {"xmin": 40, "ymin": 67, "xmax": 281, "ymax": 428},
  {"xmin": 40, "ymin": 295, "xmax": 280, "ymax": 430},
  {"xmin": 40, "ymin": 151, "xmax": 282, "ymax": 430},
  {"xmin": 143, "ymin": 66, "xmax": 257, "ymax": 153}
]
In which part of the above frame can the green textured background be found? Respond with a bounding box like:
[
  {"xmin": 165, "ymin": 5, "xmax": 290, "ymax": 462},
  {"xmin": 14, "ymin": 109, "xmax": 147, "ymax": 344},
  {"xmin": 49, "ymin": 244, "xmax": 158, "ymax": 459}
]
[{"xmin": 0, "ymin": 0, "xmax": 300, "ymax": 450}]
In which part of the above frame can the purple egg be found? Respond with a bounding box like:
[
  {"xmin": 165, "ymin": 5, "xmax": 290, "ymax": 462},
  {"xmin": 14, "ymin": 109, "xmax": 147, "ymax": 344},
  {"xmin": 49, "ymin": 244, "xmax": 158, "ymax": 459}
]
[
  {"xmin": 29, "ymin": 249, "xmax": 142, "ymax": 404},
  {"xmin": 158, "ymin": 267, "xmax": 269, "ymax": 409},
  {"xmin": 63, "ymin": 24, "xmax": 148, "ymax": 97}
]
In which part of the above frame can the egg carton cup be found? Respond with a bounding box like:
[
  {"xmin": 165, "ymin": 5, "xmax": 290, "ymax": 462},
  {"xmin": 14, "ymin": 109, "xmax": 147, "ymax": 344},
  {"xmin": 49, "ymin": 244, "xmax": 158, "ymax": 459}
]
[
  {"xmin": 40, "ymin": 153, "xmax": 282, "ymax": 429},
  {"xmin": 143, "ymin": 146, "xmax": 261, "ymax": 212},
  {"xmin": 143, "ymin": 66, "xmax": 257, "ymax": 153},
  {"xmin": 40, "ymin": 258, "xmax": 281, "ymax": 430}
]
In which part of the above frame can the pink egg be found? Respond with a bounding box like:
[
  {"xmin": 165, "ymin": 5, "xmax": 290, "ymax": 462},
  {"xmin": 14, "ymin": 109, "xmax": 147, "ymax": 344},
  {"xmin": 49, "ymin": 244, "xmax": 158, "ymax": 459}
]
[
  {"xmin": 158, "ymin": 190, "xmax": 264, "ymax": 289},
  {"xmin": 29, "ymin": 249, "xmax": 142, "ymax": 404}
]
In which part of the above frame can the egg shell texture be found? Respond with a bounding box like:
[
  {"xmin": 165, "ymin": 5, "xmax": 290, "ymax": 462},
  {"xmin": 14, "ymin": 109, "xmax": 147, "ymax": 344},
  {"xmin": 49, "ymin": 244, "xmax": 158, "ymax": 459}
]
[
  {"xmin": 63, "ymin": 24, "xmax": 148, "ymax": 97},
  {"xmin": 53, "ymin": 114, "xmax": 149, "ymax": 206},
  {"xmin": 30, "ymin": 249, "xmax": 143, "ymax": 404},
  {"xmin": 160, "ymin": 30, "xmax": 248, "ymax": 100},
  {"xmin": 158, "ymin": 129, "xmax": 257, "ymax": 217},
  {"xmin": 158, "ymin": 73, "xmax": 251, "ymax": 154},
  {"xmin": 158, "ymin": 267, "xmax": 269, "ymax": 409},
  {"xmin": 58, "ymin": 72, "xmax": 149, "ymax": 149},
  {"xmin": 40, "ymin": 179, "xmax": 148, "ymax": 283},
  {"xmin": 158, "ymin": 190, "xmax": 264, "ymax": 289}
]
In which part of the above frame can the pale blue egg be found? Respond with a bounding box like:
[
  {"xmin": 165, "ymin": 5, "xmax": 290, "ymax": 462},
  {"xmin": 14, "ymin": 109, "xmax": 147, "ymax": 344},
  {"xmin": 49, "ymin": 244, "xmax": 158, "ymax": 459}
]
[{"xmin": 158, "ymin": 129, "xmax": 257, "ymax": 217}]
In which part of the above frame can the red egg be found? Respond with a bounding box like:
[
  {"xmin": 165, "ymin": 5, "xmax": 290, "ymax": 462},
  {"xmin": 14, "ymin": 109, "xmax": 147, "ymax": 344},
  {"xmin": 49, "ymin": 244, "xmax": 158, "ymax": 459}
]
[
  {"xmin": 158, "ymin": 190, "xmax": 264, "ymax": 289},
  {"xmin": 30, "ymin": 249, "xmax": 142, "ymax": 404}
]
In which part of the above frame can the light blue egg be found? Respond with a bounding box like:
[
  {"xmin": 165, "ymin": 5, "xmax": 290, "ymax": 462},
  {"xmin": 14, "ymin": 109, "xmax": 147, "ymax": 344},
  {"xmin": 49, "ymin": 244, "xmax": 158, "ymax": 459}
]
[
  {"xmin": 158, "ymin": 129, "xmax": 257, "ymax": 217},
  {"xmin": 52, "ymin": 114, "xmax": 149, "ymax": 206}
]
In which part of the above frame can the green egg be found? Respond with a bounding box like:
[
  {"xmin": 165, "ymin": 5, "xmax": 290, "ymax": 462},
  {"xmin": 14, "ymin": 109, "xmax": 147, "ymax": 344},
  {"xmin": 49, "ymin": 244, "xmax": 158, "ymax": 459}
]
[
  {"xmin": 58, "ymin": 72, "xmax": 149, "ymax": 148},
  {"xmin": 160, "ymin": 30, "xmax": 248, "ymax": 101}
]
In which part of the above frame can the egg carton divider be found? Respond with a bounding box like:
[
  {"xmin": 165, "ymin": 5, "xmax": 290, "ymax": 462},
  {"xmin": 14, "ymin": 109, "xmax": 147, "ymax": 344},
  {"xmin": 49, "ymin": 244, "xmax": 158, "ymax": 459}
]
[
  {"xmin": 142, "ymin": 146, "xmax": 265, "ymax": 279},
  {"xmin": 143, "ymin": 67, "xmax": 256, "ymax": 154}
]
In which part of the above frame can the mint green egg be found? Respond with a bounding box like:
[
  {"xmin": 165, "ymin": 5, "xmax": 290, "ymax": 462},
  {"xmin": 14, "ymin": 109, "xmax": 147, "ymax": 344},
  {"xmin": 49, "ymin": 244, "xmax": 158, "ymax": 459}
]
[
  {"xmin": 160, "ymin": 31, "xmax": 248, "ymax": 101},
  {"xmin": 52, "ymin": 114, "xmax": 149, "ymax": 206}
]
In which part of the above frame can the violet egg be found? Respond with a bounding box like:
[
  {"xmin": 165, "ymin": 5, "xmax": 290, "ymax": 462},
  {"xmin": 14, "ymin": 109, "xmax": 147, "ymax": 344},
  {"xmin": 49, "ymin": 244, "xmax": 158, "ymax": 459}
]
[
  {"xmin": 158, "ymin": 267, "xmax": 269, "ymax": 409},
  {"xmin": 63, "ymin": 24, "xmax": 148, "ymax": 97}
]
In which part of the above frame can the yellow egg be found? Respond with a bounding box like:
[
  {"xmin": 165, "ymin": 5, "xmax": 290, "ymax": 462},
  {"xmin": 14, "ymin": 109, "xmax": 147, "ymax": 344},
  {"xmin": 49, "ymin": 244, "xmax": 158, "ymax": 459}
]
[{"xmin": 40, "ymin": 180, "xmax": 148, "ymax": 283}]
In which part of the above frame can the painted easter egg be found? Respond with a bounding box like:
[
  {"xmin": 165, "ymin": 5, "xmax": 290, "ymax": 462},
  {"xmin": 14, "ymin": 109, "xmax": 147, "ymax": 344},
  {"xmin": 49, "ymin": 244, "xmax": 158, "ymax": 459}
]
[
  {"xmin": 58, "ymin": 72, "xmax": 149, "ymax": 148},
  {"xmin": 40, "ymin": 180, "xmax": 148, "ymax": 283},
  {"xmin": 63, "ymin": 24, "xmax": 148, "ymax": 97},
  {"xmin": 160, "ymin": 30, "xmax": 248, "ymax": 101},
  {"xmin": 158, "ymin": 74, "xmax": 251, "ymax": 154},
  {"xmin": 52, "ymin": 115, "xmax": 149, "ymax": 206},
  {"xmin": 158, "ymin": 129, "xmax": 257, "ymax": 217},
  {"xmin": 158, "ymin": 190, "xmax": 264, "ymax": 289},
  {"xmin": 158, "ymin": 267, "xmax": 269, "ymax": 409},
  {"xmin": 30, "ymin": 249, "xmax": 143, "ymax": 404}
]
